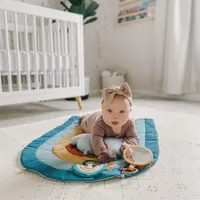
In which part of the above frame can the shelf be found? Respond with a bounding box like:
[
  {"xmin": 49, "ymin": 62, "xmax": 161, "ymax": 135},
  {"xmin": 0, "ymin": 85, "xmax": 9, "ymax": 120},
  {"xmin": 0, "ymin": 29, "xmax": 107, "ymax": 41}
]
[
  {"xmin": 118, "ymin": 0, "xmax": 145, "ymax": 7},
  {"xmin": 118, "ymin": 8, "xmax": 155, "ymax": 19},
  {"xmin": 116, "ymin": 16, "xmax": 154, "ymax": 26}
]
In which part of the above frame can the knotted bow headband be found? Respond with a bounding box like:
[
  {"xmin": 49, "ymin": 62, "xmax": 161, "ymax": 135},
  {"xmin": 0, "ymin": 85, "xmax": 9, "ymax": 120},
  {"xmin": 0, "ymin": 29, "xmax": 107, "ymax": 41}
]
[{"xmin": 101, "ymin": 82, "xmax": 132, "ymax": 106}]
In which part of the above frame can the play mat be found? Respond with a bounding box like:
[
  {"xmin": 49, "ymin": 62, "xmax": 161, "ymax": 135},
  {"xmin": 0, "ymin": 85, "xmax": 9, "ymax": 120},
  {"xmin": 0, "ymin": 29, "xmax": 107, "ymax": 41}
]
[{"xmin": 20, "ymin": 116, "xmax": 159, "ymax": 182}]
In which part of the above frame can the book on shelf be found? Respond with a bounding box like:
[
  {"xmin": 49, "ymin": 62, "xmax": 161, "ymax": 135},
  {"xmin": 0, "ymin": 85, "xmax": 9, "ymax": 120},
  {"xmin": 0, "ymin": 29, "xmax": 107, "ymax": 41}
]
[{"xmin": 117, "ymin": 0, "xmax": 156, "ymax": 25}]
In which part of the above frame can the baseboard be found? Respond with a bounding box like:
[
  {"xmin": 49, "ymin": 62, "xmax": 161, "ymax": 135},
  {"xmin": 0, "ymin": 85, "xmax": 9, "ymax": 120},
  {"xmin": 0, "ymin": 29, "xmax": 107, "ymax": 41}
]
[{"xmin": 133, "ymin": 89, "xmax": 200, "ymax": 102}]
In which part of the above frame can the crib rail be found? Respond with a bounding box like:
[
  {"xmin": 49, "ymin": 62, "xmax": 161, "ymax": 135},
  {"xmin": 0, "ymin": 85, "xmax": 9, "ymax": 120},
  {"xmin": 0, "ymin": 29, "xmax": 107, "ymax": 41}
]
[{"xmin": 0, "ymin": 1, "xmax": 84, "ymax": 106}]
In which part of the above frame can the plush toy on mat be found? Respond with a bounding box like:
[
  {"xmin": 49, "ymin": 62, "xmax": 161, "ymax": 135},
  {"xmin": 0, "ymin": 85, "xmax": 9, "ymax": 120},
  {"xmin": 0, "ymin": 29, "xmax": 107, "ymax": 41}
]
[
  {"xmin": 78, "ymin": 82, "xmax": 139, "ymax": 163},
  {"xmin": 71, "ymin": 133, "xmax": 123, "ymax": 157},
  {"xmin": 71, "ymin": 160, "xmax": 108, "ymax": 178},
  {"xmin": 71, "ymin": 134, "xmax": 94, "ymax": 155}
]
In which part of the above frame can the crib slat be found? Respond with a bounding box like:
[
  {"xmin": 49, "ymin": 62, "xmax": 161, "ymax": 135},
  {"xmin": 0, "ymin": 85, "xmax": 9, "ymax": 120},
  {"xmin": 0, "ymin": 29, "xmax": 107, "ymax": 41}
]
[
  {"xmin": 14, "ymin": 12, "xmax": 22, "ymax": 91},
  {"xmin": 49, "ymin": 18, "xmax": 55, "ymax": 88},
  {"xmin": 68, "ymin": 22, "xmax": 73, "ymax": 87},
  {"xmin": 76, "ymin": 24, "xmax": 80, "ymax": 87},
  {"xmin": 56, "ymin": 20, "xmax": 62, "ymax": 88},
  {"xmin": 70, "ymin": 22, "xmax": 75, "ymax": 87},
  {"xmin": 73, "ymin": 23, "xmax": 78, "ymax": 86},
  {"xmin": 33, "ymin": 16, "xmax": 39, "ymax": 90},
  {"xmin": 64, "ymin": 21, "xmax": 69, "ymax": 87},
  {"xmin": 53, "ymin": 31, "xmax": 55, "ymax": 54},
  {"xmin": 24, "ymin": 14, "xmax": 31, "ymax": 91},
  {"xmin": 40, "ymin": 17, "xmax": 47, "ymax": 89},
  {"xmin": 4, "ymin": 10, "xmax": 12, "ymax": 92},
  {"xmin": 61, "ymin": 28, "xmax": 64, "ymax": 55},
  {"xmin": 77, "ymin": 17, "xmax": 84, "ymax": 92}
]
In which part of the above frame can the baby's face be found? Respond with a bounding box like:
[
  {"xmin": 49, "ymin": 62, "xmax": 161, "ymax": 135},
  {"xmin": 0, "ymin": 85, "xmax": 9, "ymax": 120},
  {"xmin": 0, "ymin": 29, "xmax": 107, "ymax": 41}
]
[{"xmin": 102, "ymin": 95, "xmax": 131, "ymax": 128}]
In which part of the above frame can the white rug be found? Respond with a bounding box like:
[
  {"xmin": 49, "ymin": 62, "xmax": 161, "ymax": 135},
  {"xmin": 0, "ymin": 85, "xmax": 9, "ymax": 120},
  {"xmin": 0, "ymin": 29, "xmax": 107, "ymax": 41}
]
[{"xmin": 0, "ymin": 105, "xmax": 200, "ymax": 200}]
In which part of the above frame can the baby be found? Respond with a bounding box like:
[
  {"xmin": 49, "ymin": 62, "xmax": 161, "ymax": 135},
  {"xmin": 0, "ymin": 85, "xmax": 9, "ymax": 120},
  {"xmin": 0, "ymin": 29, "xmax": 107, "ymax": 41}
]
[{"xmin": 79, "ymin": 82, "xmax": 139, "ymax": 163}]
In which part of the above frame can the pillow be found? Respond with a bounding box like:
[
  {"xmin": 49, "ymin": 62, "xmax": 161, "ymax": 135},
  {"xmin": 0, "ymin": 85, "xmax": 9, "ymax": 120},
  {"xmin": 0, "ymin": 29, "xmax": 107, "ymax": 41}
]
[{"xmin": 71, "ymin": 133, "xmax": 123, "ymax": 157}]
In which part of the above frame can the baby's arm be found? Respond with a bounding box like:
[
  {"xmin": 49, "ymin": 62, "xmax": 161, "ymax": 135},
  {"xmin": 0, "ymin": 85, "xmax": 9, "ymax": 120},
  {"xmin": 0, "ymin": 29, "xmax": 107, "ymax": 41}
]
[
  {"xmin": 91, "ymin": 122, "xmax": 116, "ymax": 163},
  {"xmin": 121, "ymin": 121, "xmax": 139, "ymax": 152}
]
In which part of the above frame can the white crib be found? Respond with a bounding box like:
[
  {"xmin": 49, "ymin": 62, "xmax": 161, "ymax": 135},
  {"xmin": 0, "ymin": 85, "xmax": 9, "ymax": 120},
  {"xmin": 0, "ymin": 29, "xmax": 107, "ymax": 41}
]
[{"xmin": 0, "ymin": 1, "xmax": 84, "ymax": 108}]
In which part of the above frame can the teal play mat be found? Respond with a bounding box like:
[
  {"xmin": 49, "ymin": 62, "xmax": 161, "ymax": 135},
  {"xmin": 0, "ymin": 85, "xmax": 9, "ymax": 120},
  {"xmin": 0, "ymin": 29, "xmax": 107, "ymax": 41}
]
[{"xmin": 20, "ymin": 117, "xmax": 159, "ymax": 182}]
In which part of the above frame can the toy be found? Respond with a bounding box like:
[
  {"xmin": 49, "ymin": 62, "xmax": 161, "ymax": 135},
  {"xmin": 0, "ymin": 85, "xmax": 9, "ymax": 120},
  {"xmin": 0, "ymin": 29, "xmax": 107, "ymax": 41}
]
[
  {"xmin": 122, "ymin": 145, "xmax": 153, "ymax": 174},
  {"xmin": 71, "ymin": 160, "xmax": 108, "ymax": 178},
  {"xmin": 71, "ymin": 133, "xmax": 123, "ymax": 157},
  {"xmin": 71, "ymin": 133, "xmax": 94, "ymax": 155},
  {"xmin": 71, "ymin": 145, "xmax": 154, "ymax": 177}
]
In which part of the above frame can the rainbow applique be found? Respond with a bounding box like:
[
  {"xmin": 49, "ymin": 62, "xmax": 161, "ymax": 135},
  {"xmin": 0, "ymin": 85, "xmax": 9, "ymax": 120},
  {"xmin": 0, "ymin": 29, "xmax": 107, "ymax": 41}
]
[{"xmin": 71, "ymin": 160, "xmax": 108, "ymax": 178}]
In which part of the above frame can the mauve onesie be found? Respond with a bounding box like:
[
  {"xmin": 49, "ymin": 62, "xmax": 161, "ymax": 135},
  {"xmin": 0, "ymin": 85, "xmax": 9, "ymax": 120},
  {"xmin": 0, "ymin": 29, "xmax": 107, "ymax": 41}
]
[{"xmin": 79, "ymin": 111, "xmax": 139, "ymax": 163}]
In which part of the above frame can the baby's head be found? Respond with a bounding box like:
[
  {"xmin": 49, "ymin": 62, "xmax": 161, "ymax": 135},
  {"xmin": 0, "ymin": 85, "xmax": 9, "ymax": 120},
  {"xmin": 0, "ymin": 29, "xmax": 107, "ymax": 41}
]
[{"xmin": 101, "ymin": 83, "xmax": 132, "ymax": 128}]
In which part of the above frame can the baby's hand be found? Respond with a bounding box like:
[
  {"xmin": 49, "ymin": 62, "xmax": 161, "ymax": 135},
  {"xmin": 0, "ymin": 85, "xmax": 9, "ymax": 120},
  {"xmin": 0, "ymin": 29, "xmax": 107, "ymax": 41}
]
[
  {"xmin": 98, "ymin": 151, "xmax": 116, "ymax": 164},
  {"xmin": 125, "ymin": 148, "xmax": 134, "ymax": 161}
]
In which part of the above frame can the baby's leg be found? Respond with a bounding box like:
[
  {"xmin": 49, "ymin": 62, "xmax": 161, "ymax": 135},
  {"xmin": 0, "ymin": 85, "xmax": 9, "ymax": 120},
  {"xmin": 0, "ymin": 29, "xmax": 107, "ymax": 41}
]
[
  {"xmin": 78, "ymin": 115, "xmax": 91, "ymax": 133},
  {"xmin": 79, "ymin": 112, "xmax": 101, "ymax": 133}
]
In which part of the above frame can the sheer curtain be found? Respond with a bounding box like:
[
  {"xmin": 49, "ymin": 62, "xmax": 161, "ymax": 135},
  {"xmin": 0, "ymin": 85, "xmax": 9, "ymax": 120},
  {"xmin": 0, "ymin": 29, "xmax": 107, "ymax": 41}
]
[{"xmin": 153, "ymin": 0, "xmax": 200, "ymax": 95}]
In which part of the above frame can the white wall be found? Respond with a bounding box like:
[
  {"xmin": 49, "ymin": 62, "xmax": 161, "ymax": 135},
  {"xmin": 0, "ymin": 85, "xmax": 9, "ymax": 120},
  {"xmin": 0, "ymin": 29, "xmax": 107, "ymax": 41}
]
[
  {"xmin": 13, "ymin": 0, "xmax": 60, "ymax": 9},
  {"xmin": 84, "ymin": 0, "xmax": 155, "ymax": 94}
]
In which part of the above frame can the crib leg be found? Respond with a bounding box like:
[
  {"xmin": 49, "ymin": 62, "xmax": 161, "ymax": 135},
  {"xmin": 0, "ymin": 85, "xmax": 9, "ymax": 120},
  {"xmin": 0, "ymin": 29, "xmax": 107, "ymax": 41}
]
[{"xmin": 75, "ymin": 96, "xmax": 82, "ymax": 110}]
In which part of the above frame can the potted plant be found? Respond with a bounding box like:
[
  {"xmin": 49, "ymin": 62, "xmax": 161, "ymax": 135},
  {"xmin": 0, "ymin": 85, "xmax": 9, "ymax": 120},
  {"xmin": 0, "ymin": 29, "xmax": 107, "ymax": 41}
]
[{"xmin": 60, "ymin": 0, "xmax": 99, "ymax": 25}]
